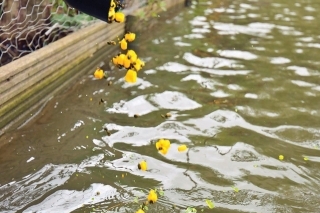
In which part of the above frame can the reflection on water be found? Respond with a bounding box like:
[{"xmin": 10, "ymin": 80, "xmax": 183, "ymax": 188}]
[{"xmin": 1, "ymin": 0, "xmax": 320, "ymax": 212}]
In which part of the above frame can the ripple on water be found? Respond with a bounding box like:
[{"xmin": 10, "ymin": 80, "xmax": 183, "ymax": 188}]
[
  {"xmin": 24, "ymin": 184, "xmax": 119, "ymax": 213},
  {"xmin": 149, "ymin": 91, "xmax": 202, "ymax": 110},
  {"xmin": 106, "ymin": 95, "xmax": 158, "ymax": 117},
  {"xmin": 287, "ymin": 66, "xmax": 310, "ymax": 76},
  {"xmin": 0, "ymin": 164, "xmax": 77, "ymax": 212},
  {"xmin": 291, "ymin": 80, "xmax": 316, "ymax": 87},
  {"xmin": 183, "ymin": 52, "xmax": 241, "ymax": 68},
  {"xmin": 181, "ymin": 74, "xmax": 223, "ymax": 90},
  {"xmin": 270, "ymin": 57, "xmax": 291, "ymax": 64},
  {"xmin": 102, "ymin": 121, "xmax": 205, "ymax": 147},
  {"xmin": 217, "ymin": 50, "xmax": 258, "ymax": 60},
  {"xmin": 174, "ymin": 41, "xmax": 191, "ymax": 47},
  {"xmin": 189, "ymin": 16, "xmax": 209, "ymax": 26},
  {"xmin": 210, "ymin": 90, "xmax": 230, "ymax": 98},
  {"xmin": 184, "ymin": 109, "xmax": 320, "ymax": 149},
  {"xmin": 212, "ymin": 21, "xmax": 274, "ymax": 37},
  {"xmin": 158, "ymin": 60, "xmax": 251, "ymax": 76}
]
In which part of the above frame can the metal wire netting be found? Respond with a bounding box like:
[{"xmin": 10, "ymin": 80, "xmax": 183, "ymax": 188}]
[{"xmin": 0, "ymin": 0, "xmax": 139, "ymax": 67}]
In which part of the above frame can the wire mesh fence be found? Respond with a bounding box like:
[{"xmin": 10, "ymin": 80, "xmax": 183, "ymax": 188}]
[{"xmin": 0, "ymin": 0, "xmax": 141, "ymax": 67}]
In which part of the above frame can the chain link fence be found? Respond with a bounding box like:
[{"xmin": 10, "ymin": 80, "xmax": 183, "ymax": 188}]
[{"xmin": 0, "ymin": 0, "xmax": 144, "ymax": 67}]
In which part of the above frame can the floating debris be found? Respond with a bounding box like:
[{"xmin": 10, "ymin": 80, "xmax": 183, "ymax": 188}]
[
  {"xmin": 104, "ymin": 127, "xmax": 111, "ymax": 136},
  {"xmin": 205, "ymin": 199, "xmax": 215, "ymax": 209},
  {"xmin": 99, "ymin": 98, "xmax": 105, "ymax": 105},
  {"xmin": 107, "ymin": 41, "xmax": 117, "ymax": 45}
]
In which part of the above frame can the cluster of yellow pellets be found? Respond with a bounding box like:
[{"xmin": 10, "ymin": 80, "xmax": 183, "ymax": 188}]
[
  {"xmin": 108, "ymin": 0, "xmax": 125, "ymax": 23},
  {"xmin": 112, "ymin": 32, "xmax": 145, "ymax": 83}
]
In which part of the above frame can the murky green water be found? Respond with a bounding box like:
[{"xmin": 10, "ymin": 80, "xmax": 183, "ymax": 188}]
[{"xmin": 1, "ymin": 0, "xmax": 320, "ymax": 212}]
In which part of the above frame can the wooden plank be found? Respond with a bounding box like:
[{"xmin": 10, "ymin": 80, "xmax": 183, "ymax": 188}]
[
  {"xmin": 0, "ymin": 21, "xmax": 108, "ymax": 82},
  {"xmin": 0, "ymin": 23, "xmax": 124, "ymax": 106}
]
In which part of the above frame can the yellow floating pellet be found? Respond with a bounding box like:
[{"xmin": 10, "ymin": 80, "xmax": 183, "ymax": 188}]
[
  {"xmin": 114, "ymin": 12, "xmax": 125, "ymax": 23},
  {"xmin": 124, "ymin": 69, "xmax": 137, "ymax": 83},
  {"xmin": 125, "ymin": 32, "xmax": 136, "ymax": 42},
  {"xmin": 117, "ymin": 54, "xmax": 126, "ymax": 66},
  {"xmin": 138, "ymin": 160, "xmax": 147, "ymax": 171},
  {"xmin": 123, "ymin": 57, "xmax": 131, "ymax": 69},
  {"xmin": 94, "ymin": 68, "xmax": 104, "ymax": 79},
  {"xmin": 178, "ymin": 144, "xmax": 187, "ymax": 152},
  {"xmin": 120, "ymin": 38, "xmax": 127, "ymax": 50}
]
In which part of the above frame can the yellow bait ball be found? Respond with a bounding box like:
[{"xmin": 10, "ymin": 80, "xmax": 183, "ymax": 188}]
[
  {"xmin": 127, "ymin": 49, "xmax": 137, "ymax": 63},
  {"xmin": 112, "ymin": 55, "xmax": 119, "ymax": 65},
  {"xmin": 123, "ymin": 57, "xmax": 131, "ymax": 69},
  {"xmin": 133, "ymin": 58, "xmax": 144, "ymax": 71},
  {"xmin": 279, "ymin": 155, "xmax": 284, "ymax": 160},
  {"xmin": 135, "ymin": 209, "xmax": 145, "ymax": 213},
  {"xmin": 147, "ymin": 189, "xmax": 158, "ymax": 204},
  {"xmin": 117, "ymin": 54, "xmax": 126, "ymax": 66},
  {"xmin": 125, "ymin": 69, "xmax": 137, "ymax": 83},
  {"xmin": 120, "ymin": 38, "xmax": 127, "ymax": 50},
  {"xmin": 125, "ymin": 32, "xmax": 136, "ymax": 42},
  {"xmin": 114, "ymin": 12, "xmax": 125, "ymax": 23},
  {"xmin": 156, "ymin": 139, "xmax": 171, "ymax": 155},
  {"xmin": 138, "ymin": 160, "xmax": 147, "ymax": 171},
  {"xmin": 133, "ymin": 62, "xmax": 141, "ymax": 71},
  {"xmin": 94, "ymin": 67, "xmax": 104, "ymax": 79},
  {"xmin": 178, "ymin": 145, "xmax": 187, "ymax": 152}
]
